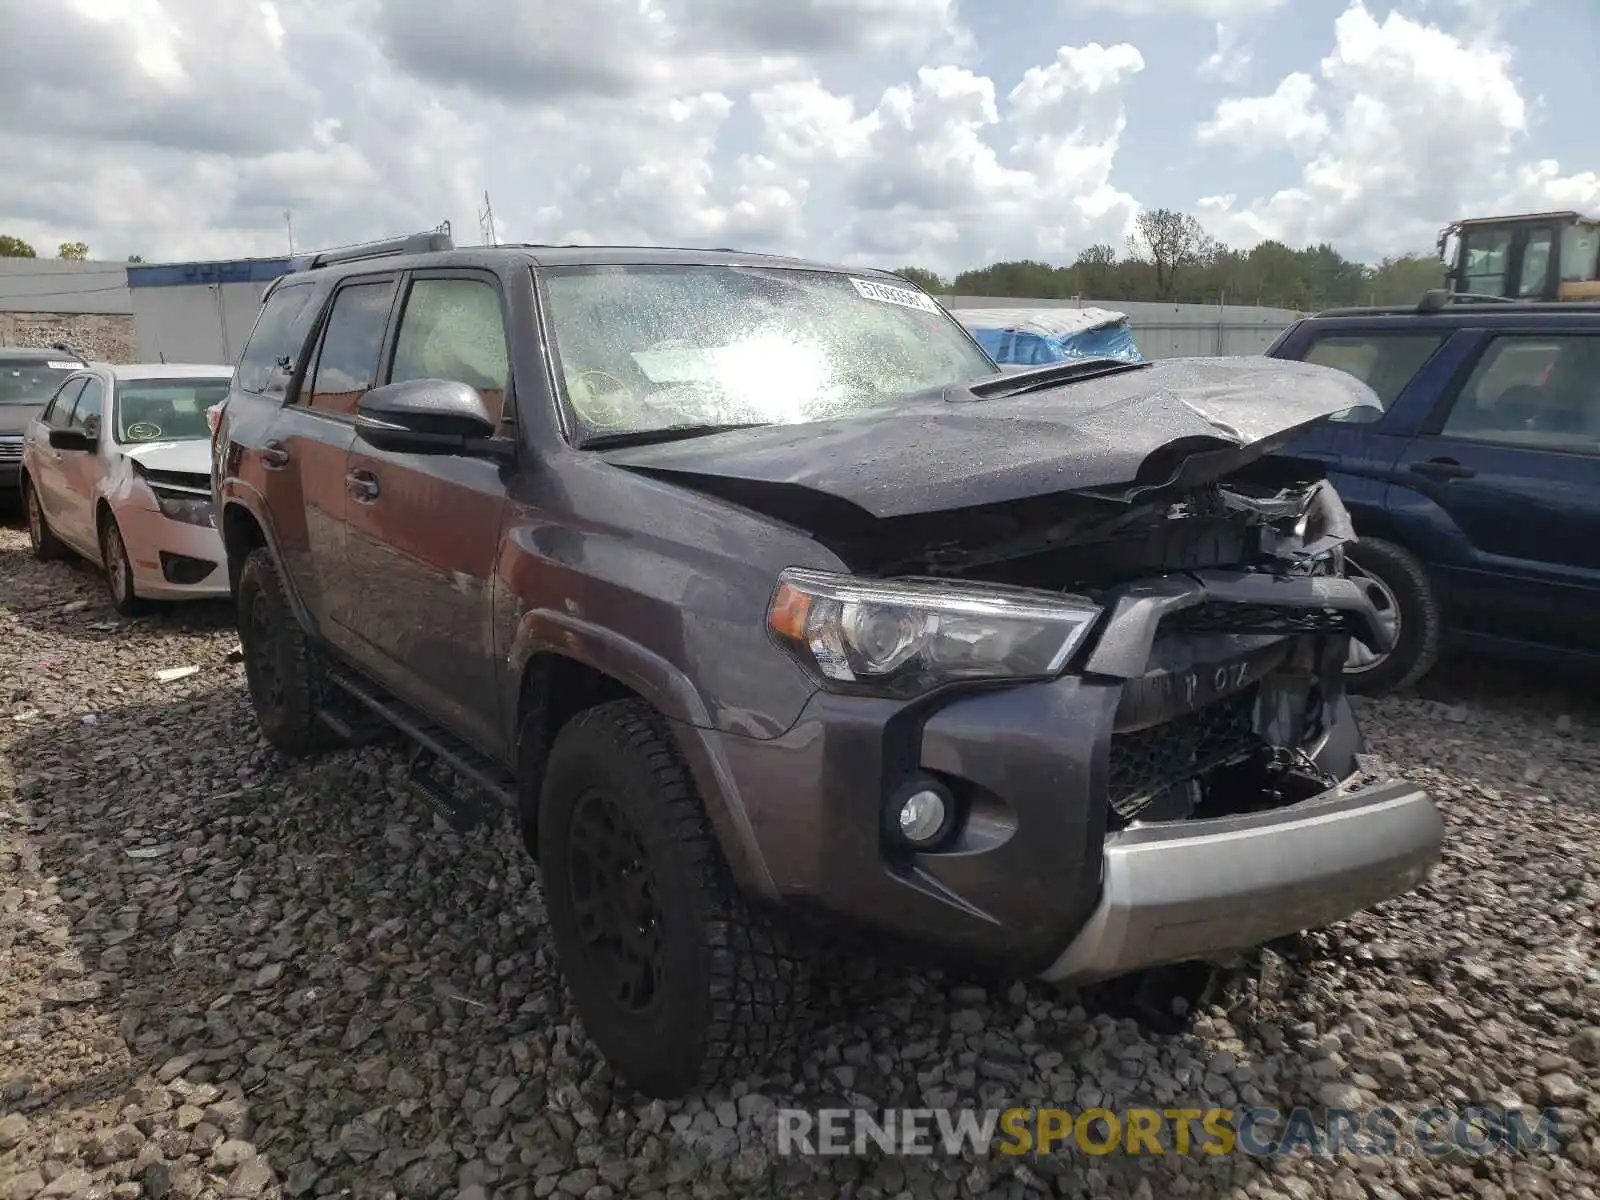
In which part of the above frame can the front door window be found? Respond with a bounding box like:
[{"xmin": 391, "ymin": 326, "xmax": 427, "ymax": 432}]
[
  {"xmin": 1461, "ymin": 228, "xmax": 1512, "ymax": 296},
  {"xmin": 1517, "ymin": 229, "xmax": 1554, "ymax": 299}
]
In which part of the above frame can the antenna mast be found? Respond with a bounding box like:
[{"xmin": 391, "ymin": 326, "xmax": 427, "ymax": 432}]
[
  {"xmin": 478, "ymin": 191, "xmax": 498, "ymax": 246},
  {"xmin": 284, "ymin": 209, "xmax": 295, "ymax": 255}
]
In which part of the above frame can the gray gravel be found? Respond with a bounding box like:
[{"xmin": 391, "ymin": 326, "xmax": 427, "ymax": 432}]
[{"xmin": 2, "ymin": 521, "xmax": 1598, "ymax": 1200}]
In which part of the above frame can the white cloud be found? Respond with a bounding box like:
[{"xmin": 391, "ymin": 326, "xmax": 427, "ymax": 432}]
[
  {"xmin": 0, "ymin": 0, "xmax": 1587, "ymax": 276},
  {"xmin": 1197, "ymin": 21, "xmax": 1253, "ymax": 83},
  {"xmin": 1197, "ymin": 73, "xmax": 1328, "ymax": 157},
  {"xmin": 739, "ymin": 43, "xmax": 1147, "ymax": 270},
  {"xmin": 375, "ymin": 0, "xmax": 965, "ymax": 101},
  {"xmin": 1196, "ymin": 2, "xmax": 1591, "ymax": 258},
  {"xmin": 1079, "ymin": 0, "xmax": 1285, "ymax": 17}
]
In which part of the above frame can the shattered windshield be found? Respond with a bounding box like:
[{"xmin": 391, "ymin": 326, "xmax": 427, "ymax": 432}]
[{"xmin": 540, "ymin": 264, "xmax": 998, "ymax": 442}]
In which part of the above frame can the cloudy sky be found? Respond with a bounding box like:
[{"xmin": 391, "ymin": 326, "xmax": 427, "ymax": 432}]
[{"xmin": 0, "ymin": 0, "xmax": 1594, "ymax": 272}]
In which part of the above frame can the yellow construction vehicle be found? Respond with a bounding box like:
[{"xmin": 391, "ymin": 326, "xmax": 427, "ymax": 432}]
[{"xmin": 1438, "ymin": 210, "xmax": 1600, "ymax": 302}]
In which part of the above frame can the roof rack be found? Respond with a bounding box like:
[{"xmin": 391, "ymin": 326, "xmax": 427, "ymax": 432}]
[
  {"xmin": 1416, "ymin": 288, "xmax": 1514, "ymax": 311},
  {"xmin": 292, "ymin": 223, "xmax": 454, "ymax": 272}
]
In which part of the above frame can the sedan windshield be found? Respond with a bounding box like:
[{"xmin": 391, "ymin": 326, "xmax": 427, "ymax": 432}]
[
  {"xmin": 117, "ymin": 378, "xmax": 231, "ymax": 443},
  {"xmin": 541, "ymin": 264, "xmax": 998, "ymax": 442},
  {"xmin": 0, "ymin": 362, "xmax": 83, "ymax": 405}
]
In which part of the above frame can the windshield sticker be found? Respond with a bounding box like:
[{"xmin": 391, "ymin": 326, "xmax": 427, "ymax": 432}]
[
  {"xmin": 47, "ymin": 361, "xmax": 84, "ymax": 370},
  {"xmin": 849, "ymin": 278, "xmax": 942, "ymax": 315},
  {"xmin": 125, "ymin": 422, "xmax": 162, "ymax": 441}
]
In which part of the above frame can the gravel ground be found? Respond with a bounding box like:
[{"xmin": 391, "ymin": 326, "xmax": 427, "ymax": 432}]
[{"xmin": 2, "ymin": 518, "xmax": 1598, "ymax": 1200}]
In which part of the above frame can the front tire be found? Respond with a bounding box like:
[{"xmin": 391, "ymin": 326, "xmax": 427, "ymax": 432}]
[
  {"xmin": 1343, "ymin": 537, "xmax": 1441, "ymax": 696},
  {"xmin": 99, "ymin": 512, "xmax": 145, "ymax": 617},
  {"xmin": 236, "ymin": 546, "xmax": 336, "ymax": 756},
  {"xmin": 537, "ymin": 700, "xmax": 810, "ymax": 1098},
  {"xmin": 23, "ymin": 476, "xmax": 64, "ymax": 561}
]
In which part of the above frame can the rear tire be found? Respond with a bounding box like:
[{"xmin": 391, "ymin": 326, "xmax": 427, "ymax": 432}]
[
  {"xmin": 236, "ymin": 546, "xmax": 337, "ymax": 756},
  {"xmin": 23, "ymin": 476, "xmax": 64, "ymax": 561},
  {"xmin": 1343, "ymin": 537, "xmax": 1440, "ymax": 696},
  {"xmin": 99, "ymin": 512, "xmax": 146, "ymax": 617},
  {"xmin": 536, "ymin": 699, "xmax": 810, "ymax": 1098}
]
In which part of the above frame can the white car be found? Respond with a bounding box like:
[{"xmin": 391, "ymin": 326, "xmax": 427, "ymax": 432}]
[{"xmin": 20, "ymin": 363, "xmax": 234, "ymax": 614}]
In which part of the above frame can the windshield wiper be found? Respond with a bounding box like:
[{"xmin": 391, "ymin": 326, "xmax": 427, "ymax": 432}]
[
  {"xmin": 966, "ymin": 357, "xmax": 1149, "ymax": 400},
  {"xmin": 579, "ymin": 422, "xmax": 767, "ymax": 450}
]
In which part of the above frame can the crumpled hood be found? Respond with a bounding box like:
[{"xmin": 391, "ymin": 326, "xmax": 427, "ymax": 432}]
[
  {"xmin": 601, "ymin": 356, "xmax": 1378, "ymax": 519},
  {"xmin": 120, "ymin": 440, "xmax": 211, "ymax": 475}
]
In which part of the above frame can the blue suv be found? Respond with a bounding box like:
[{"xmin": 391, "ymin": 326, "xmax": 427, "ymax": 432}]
[{"xmin": 1267, "ymin": 294, "xmax": 1600, "ymax": 694}]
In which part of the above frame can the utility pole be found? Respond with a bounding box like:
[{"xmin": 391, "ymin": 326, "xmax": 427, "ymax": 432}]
[
  {"xmin": 284, "ymin": 209, "xmax": 295, "ymax": 255},
  {"xmin": 478, "ymin": 191, "xmax": 498, "ymax": 247}
]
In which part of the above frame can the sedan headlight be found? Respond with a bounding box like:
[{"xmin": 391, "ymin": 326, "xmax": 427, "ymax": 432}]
[
  {"xmin": 152, "ymin": 488, "xmax": 215, "ymax": 528},
  {"xmin": 767, "ymin": 568, "xmax": 1101, "ymax": 698}
]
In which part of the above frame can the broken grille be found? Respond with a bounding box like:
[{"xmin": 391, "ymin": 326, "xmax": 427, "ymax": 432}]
[
  {"xmin": 1107, "ymin": 685, "xmax": 1261, "ymax": 821},
  {"xmin": 1161, "ymin": 601, "xmax": 1357, "ymax": 638}
]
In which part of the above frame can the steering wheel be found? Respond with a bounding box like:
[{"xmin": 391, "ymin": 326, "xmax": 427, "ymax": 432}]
[{"xmin": 570, "ymin": 368, "xmax": 635, "ymax": 429}]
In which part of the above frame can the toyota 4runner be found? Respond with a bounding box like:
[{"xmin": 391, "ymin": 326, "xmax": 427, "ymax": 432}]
[{"xmin": 213, "ymin": 233, "xmax": 1443, "ymax": 1098}]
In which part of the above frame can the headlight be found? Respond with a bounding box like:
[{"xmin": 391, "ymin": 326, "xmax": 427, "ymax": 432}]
[
  {"xmin": 767, "ymin": 568, "xmax": 1101, "ymax": 698},
  {"xmin": 153, "ymin": 488, "xmax": 215, "ymax": 528}
]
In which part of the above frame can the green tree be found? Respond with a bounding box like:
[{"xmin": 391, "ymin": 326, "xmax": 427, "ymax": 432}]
[
  {"xmin": 1072, "ymin": 244, "xmax": 1120, "ymax": 299},
  {"xmin": 0, "ymin": 234, "xmax": 36, "ymax": 258},
  {"xmin": 870, "ymin": 212, "xmax": 1448, "ymax": 311},
  {"xmin": 894, "ymin": 266, "xmax": 948, "ymax": 293},
  {"xmin": 58, "ymin": 241, "xmax": 89, "ymax": 260},
  {"xmin": 1244, "ymin": 240, "xmax": 1312, "ymax": 308},
  {"xmin": 1298, "ymin": 243, "xmax": 1366, "ymax": 308},
  {"xmin": 952, "ymin": 259, "xmax": 1073, "ymax": 298},
  {"xmin": 1130, "ymin": 208, "xmax": 1215, "ymax": 300},
  {"xmin": 1368, "ymin": 253, "xmax": 1446, "ymax": 305}
]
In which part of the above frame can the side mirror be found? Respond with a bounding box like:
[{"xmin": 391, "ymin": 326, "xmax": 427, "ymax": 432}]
[
  {"xmin": 355, "ymin": 379, "xmax": 511, "ymax": 458},
  {"xmin": 48, "ymin": 427, "xmax": 95, "ymax": 453}
]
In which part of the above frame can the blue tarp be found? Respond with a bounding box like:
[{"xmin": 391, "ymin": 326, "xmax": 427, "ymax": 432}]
[{"xmin": 953, "ymin": 306, "xmax": 1145, "ymax": 366}]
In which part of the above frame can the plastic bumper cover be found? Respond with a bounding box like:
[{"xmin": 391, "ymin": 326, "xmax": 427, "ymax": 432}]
[{"xmin": 1038, "ymin": 774, "xmax": 1441, "ymax": 983}]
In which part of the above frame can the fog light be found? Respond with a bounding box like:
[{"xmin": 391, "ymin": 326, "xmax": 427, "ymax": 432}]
[{"xmin": 897, "ymin": 788, "xmax": 948, "ymax": 845}]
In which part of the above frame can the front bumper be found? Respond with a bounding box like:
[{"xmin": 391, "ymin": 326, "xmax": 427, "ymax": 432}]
[
  {"xmin": 1039, "ymin": 774, "xmax": 1441, "ymax": 983},
  {"xmin": 681, "ymin": 568, "xmax": 1440, "ymax": 977},
  {"xmin": 117, "ymin": 503, "xmax": 229, "ymax": 601}
]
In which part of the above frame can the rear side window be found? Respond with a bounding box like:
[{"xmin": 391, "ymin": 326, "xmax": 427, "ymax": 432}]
[
  {"xmin": 1299, "ymin": 334, "xmax": 1445, "ymax": 411},
  {"xmin": 237, "ymin": 282, "xmax": 317, "ymax": 396},
  {"xmin": 1440, "ymin": 335, "xmax": 1600, "ymax": 453},
  {"xmin": 301, "ymin": 279, "xmax": 399, "ymax": 417}
]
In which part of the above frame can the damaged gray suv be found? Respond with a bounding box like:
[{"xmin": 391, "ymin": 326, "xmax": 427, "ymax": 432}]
[{"xmin": 214, "ymin": 236, "xmax": 1443, "ymax": 1098}]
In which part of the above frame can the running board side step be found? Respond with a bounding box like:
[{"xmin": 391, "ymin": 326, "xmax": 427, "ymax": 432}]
[
  {"xmin": 322, "ymin": 669, "xmax": 517, "ymax": 831},
  {"xmin": 315, "ymin": 705, "xmax": 395, "ymax": 746}
]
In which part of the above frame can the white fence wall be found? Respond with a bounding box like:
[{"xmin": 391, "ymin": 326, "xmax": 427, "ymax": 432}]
[
  {"xmin": 132, "ymin": 280, "xmax": 274, "ymax": 365},
  {"xmin": 0, "ymin": 259, "xmax": 134, "ymax": 315},
  {"xmin": 946, "ymin": 296, "xmax": 1303, "ymax": 359}
]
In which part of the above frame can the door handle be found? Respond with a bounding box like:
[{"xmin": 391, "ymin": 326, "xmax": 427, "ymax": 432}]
[
  {"xmin": 345, "ymin": 469, "xmax": 380, "ymax": 502},
  {"xmin": 1409, "ymin": 458, "xmax": 1476, "ymax": 481},
  {"xmin": 261, "ymin": 440, "xmax": 290, "ymax": 469}
]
